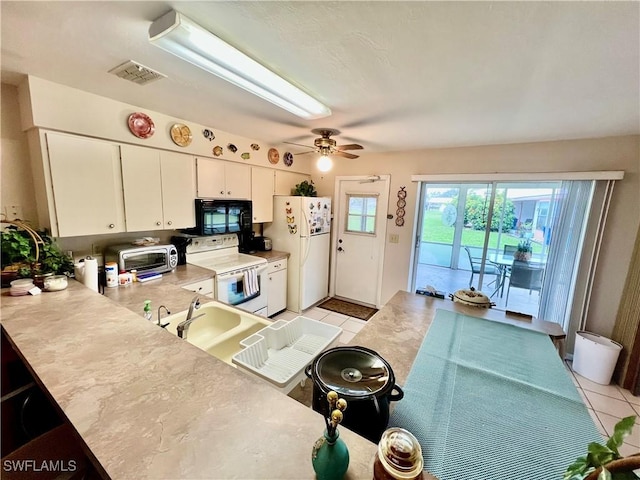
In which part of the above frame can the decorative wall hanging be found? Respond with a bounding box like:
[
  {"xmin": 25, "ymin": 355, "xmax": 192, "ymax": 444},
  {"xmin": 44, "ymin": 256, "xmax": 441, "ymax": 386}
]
[
  {"xmin": 227, "ymin": 143, "xmax": 238, "ymax": 153},
  {"xmin": 268, "ymin": 148, "xmax": 280, "ymax": 164},
  {"xmin": 241, "ymin": 152, "xmax": 250, "ymax": 160},
  {"xmin": 395, "ymin": 186, "xmax": 407, "ymax": 226},
  {"xmin": 128, "ymin": 112, "xmax": 155, "ymax": 139},
  {"xmin": 283, "ymin": 151, "xmax": 294, "ymax": 167},
  {"xmin": 213, "ymin": 145, "xmax": 223, "ymax": 156},
  {"xmin": 202, "ymin": 129, "xmax": 215, "ymax": 141},
  {"xmin": 170, "ymin": 123, "xmax": 192, "ymax": 147},
  {"xmin": 285, "ymin": 201, "xmax": 297, "ymax": 234},
  {"xmin": 251, "ymin": 143, "xmax": 260, "ymax": 151}
]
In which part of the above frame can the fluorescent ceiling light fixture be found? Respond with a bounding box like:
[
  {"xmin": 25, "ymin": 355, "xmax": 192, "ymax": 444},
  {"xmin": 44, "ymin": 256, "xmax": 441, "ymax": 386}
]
[
  {"xmin": 149, "ymin": 10, "xmax": 331, "ymax": 119},
  {"xmin": 317, "ymin": 154, "xmax": 333, "ymax": 172}
]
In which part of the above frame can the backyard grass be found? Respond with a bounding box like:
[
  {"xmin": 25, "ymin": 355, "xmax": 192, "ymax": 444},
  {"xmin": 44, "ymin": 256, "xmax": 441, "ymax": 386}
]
[{"xmin": 422, "ymin": 210, "xmax": 543, "ymax": 253}]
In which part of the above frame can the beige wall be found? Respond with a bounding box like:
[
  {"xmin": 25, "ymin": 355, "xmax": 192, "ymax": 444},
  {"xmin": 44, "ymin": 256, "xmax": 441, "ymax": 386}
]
[
  {"xmin": 311, "ymin": 136, "xmax": 640, "ymax": 337},
  {"xmin": 1, "ymin": 84, "xmax": 37, "ymax": 224}
]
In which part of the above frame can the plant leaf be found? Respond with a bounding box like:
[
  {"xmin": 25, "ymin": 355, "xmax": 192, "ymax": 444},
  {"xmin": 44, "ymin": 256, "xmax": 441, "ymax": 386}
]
[
  {"xmin": 605, "ymin": 415, "xmax": 636, "ymax": 452},
  {"xmin": 597, "ymin": 467, "xmax": 612, "ymax": 480},
  {"xmin": 587, "ymin": 442, "xmax": 617, "ymax": 467}
]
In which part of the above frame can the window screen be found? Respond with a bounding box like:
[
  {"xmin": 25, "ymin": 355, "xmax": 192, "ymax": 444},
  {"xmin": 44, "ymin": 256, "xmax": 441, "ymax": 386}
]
[{"xmin": 346, "ymin": 194, "xmax": 377, "ymax": 234}]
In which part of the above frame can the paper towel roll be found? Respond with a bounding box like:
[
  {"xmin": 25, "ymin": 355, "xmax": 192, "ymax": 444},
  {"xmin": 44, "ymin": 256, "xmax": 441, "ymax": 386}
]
[{"xmin": 82, "ymin": 257, "xmax": 99, "ymax": 293}]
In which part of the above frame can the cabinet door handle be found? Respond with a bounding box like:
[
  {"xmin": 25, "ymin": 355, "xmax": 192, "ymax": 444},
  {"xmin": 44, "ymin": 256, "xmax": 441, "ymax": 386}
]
[
  {"xmin": 156, "ymin": 221, "xmax": 161, "ymax": 226},
  {"xmin": 220, "ymin": 190, "xmax": 224, "ymax": 195},
  {"xmin": 108, "ymin": 223, "xmax": 115, "ymax": 229},
  {"xmin": 167, "ymin": 221, "xmax": 173, "ymax": 226},
  {"xmin": 227, "ymin": 191, "xmax": 231, "ymax": 195}
]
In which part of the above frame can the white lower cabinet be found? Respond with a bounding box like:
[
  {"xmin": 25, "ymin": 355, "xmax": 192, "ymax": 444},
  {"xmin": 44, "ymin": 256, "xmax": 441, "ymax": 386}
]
[
  {"xmin": 181, "ymin": 278, "xmax": 215, "ymax": 298},
  {"xmin": 266, "ymin": 259, "xmax": 288, "ymax": 317}
]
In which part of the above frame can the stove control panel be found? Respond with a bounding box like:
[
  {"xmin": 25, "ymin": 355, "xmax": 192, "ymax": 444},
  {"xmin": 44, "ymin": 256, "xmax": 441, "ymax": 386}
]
[{"xmin": 186, "ymin": 234, "xmax": 239, "ymax": 254}]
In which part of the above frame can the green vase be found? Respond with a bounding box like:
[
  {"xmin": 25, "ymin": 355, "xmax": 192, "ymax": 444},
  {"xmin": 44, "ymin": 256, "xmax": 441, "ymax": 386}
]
[{"xmin": 311, "ymin": 428, "xmax": 349, "ymax": 480}]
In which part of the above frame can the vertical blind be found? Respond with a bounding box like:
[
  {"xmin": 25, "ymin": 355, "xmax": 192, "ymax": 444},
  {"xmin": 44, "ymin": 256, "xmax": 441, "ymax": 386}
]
[{"xmin": 538, "ymin": 180, "xmax": 594, "ymax": 331}]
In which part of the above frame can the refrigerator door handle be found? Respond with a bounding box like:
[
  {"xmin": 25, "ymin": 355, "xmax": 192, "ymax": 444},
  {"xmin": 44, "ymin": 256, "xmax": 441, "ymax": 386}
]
[{"xmin": 301, "ymin": 209, "xmax": 312, "ymax": 265}]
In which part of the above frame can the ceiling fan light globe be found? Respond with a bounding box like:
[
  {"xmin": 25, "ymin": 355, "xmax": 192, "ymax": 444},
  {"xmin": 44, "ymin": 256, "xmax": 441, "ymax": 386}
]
[{"xmin": 317, "ymin": 155, "xmax": 333, "ymax": 172}]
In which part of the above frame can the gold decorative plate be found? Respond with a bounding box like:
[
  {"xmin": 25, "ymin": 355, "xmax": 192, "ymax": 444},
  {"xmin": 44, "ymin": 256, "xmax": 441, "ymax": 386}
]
[
  {"xmin": 268, "ymin": 148, "xmax": 280, "ymax": 164},
  {"xmin": 170, "ymin": 123, "xmax": 192, "ymax": 147}
]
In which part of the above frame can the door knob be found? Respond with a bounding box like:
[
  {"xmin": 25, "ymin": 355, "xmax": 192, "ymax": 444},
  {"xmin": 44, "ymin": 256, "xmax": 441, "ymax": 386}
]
[
  {"xmin": 156, "ymin": 221, "xmax": 161, "ymax": 226},
  {"xmin": 337, "ymin": 246, "xmax": 344, "ymax": 252},
  {"xmin": 167, "ymin": 221, "xmax": 173, "ymax": 226},
  {"xmin": 227, "ymin": 191, "xmax": 231, "ymax": 195},
  {"xmin": 220, "ymin": 190, "xmax": 224, "ymax": 195},
  {"xmin": 108, "ymin": 224, "xmax": 115, "ymax": 229},
  {"xmin": 338, "ymin": 239, "xmax": 343, "ymax": 243}
]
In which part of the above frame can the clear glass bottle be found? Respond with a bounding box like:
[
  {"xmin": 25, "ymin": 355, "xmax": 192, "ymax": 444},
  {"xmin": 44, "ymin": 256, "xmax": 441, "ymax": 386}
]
[
  {"xmin": 373, "ymin": 428, "xmax": 424, "ymax": 480},
  {"xmin": 143, "ymin": 300, "xmax": 153, "ymax": 321}
]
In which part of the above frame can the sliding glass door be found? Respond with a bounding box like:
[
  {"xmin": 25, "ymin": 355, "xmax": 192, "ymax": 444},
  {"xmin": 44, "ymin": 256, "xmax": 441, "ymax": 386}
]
[{"xmin": 413, "ymin": 180, "xmax": 589, "ymax": 326}]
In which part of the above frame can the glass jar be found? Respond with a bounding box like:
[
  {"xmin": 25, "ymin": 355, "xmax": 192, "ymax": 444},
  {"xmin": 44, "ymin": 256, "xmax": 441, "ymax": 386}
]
[{"xmin": 373, "ymin": 428, "xmax": 424, "ymax": 480}]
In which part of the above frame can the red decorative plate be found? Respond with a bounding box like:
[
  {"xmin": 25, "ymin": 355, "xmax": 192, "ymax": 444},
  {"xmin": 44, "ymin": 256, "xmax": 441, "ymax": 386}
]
[{"xmin": 128, "ymin": 112, "xmax": 155, "ymax": 139}]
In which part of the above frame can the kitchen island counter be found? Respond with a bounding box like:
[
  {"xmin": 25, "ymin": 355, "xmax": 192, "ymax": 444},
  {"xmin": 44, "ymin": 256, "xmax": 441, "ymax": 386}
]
[{"xmin": 0, "ymin": 268, "xmax": 378, "ymax": 479}]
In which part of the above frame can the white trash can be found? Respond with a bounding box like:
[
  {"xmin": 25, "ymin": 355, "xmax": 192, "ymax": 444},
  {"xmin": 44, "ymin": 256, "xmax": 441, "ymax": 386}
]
[{"xmin": 573, "ymin": 331, "xmax": 623, "ymax": 385}]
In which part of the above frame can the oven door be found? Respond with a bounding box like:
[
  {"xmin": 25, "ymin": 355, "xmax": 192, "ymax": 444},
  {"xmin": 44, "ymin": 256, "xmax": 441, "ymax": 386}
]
[
  {"xmin": 215, "ymin": 265, "xmax": 267, "ymax": 313},
  {"xmin": 121, "ymin": 249, "xmax": 168, "ymax": 273}
]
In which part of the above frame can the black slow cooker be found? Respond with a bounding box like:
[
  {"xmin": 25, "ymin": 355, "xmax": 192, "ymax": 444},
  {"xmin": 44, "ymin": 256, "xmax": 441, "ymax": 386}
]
[{"xmin": 306, "ymin": 346, "xmax": 404, "ymax": 443}]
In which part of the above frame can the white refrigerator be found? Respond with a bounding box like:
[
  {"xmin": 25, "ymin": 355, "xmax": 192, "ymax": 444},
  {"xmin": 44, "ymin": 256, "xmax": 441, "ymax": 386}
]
[{"xmin": 264, "ymin": 196, "xmax": 331, "ymax": 313}]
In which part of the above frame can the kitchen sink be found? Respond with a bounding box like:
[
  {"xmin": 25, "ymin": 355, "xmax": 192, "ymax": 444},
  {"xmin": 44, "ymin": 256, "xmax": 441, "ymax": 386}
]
[{"xmin": 163, "ymin": 301, "xmax": 271, "ymax": 364}]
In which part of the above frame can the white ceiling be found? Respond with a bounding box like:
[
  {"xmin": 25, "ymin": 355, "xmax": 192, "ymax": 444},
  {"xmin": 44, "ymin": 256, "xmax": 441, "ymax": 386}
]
[{"xmin": 2, "ymin": 1, "xmax": 639, "ymax": 153}]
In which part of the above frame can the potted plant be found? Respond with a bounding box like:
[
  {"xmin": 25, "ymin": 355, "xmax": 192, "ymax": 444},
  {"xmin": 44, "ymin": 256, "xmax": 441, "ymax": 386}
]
[
  {"xmin": 292, "ymin": 180, "xmax": 317, "ymax": 197},
  {"xmin": 514, "ymin": 239, "xmax": 533, "ymax": 261},
  {"xmin": 1, "ymin": 222, "xmax": 73, "ymax": 286},
  {"xmin": 564, "ymin": 415, "xmax": 639, "ymax": 480}
]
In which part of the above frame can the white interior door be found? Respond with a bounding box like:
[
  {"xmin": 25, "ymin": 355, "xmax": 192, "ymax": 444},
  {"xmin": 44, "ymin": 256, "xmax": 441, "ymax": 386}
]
[{"xmin": 332, "ymin": 176, "xmax": 390, "ymax": 307}]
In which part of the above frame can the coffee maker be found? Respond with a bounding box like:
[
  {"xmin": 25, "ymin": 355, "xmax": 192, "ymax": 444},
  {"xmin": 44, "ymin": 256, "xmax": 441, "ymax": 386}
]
[{"xmin": 170, "ymin": 235, "xmax": 193, "ymax": 265}]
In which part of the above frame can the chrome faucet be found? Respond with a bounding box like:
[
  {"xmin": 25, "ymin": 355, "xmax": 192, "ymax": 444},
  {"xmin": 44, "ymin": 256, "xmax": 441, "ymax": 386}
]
[
  {"xmin": 157, "ymin": 305, "xmax": 171, "ymax": 328},
  {"xmin": 176, "ymin": 296, "xmax": 205, "ymax": 340}
]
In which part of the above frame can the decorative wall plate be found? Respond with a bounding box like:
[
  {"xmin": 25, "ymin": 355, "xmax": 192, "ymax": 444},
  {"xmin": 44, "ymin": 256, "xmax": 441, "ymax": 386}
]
[
  {"xmin": 283, "ymin": 151, "xmax": 294, "ymax": 167},
  {"xmin": 213, "ymin": 145, "xmax": 223, "ymax": 156},
  {"xmin": 251, "ymin": 143, "xmax": 260, "ymax": 151},
  {"xmin": 170, "ymin": 123, "xmax": 192, "ymax": 147},
  {"xmin": 241, "ymin": 152, "xmax": 250, "ymax": 160},
  {"xmin": 227, "ymin": 143, "xmax": 238, "ymax": 153},
  {"xmin": 268, "ymin": 148, "xmax": 280, "ymax": 164},
  {"xmin": 128, "ymin": 112, "xmax": 155, "ymax": 139},
  {"xmin": 203, "ymin": 129, "xmax": 215, "ymax": 141}
]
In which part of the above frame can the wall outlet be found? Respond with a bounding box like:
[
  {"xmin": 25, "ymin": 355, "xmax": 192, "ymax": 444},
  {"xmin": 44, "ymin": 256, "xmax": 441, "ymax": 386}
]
[
  {"xmin": 389, "ymin": 233, "xmax": 400, "ymax": 244},
  {"xmin": 7, "ymin": 205, "xmax": 23, "ymax": 220}
]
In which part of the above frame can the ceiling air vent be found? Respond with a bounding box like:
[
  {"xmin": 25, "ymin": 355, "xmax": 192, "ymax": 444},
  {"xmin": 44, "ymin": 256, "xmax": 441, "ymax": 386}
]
[{"xmin": 108, "ymin": 60, "xmax": 166, "ymax": 85}]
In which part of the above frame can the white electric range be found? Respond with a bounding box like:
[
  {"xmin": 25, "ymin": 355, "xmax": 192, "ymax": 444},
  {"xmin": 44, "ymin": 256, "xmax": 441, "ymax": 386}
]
[{"xmin": 186, "ymin": 234, "xmax": 268, "ymax": 316}]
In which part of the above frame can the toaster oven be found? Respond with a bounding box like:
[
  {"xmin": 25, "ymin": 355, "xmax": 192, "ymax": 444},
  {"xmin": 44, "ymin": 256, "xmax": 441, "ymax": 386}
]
[{"xmin": 104, "ymin": 244, "xmax": 178, "ymax": 274}]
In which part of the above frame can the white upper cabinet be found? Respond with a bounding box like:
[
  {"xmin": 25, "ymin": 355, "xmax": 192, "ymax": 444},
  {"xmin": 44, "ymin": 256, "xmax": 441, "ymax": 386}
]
[
  {"xmin": 251, "ymin": 167, "xmax": 275, "ymax": 223},
  {"xmin": 196, "ymin": 158, "xmax": 250, "ymax": 199},
  {"xmin": 274, "ymin": 171, "xmax": 311, "ymax": 196},
  {"xmin": 160, "ymin": 151, "xmax": 196, "ymax": 229},
  {"xmin": 45, "ymin": 132, "xmax": 125, "ymax": 236},
  {"xmin": 121, "ymin": 145, "xmax": 195, "ymax": 232}
]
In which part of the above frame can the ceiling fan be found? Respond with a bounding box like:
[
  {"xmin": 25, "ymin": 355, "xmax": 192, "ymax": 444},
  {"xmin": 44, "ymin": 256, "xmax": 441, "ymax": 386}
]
[{"xmin": 284, "ymin": 128, "xmax": 363, "ymax": 159}]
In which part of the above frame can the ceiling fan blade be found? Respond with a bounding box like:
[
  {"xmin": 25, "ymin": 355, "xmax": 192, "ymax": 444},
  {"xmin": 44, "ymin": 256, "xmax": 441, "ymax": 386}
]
[
  {"xmin": 336, "ymin": 143, "xmax": 363, "ymax": 151},
  {"xmin": 283, "ymin": 141, "xmax": 314, "ymax": 149},
  {"xmin": 294, "ymin": 150, "xmax": 317, "ymax": 156},
  {"xmin": 333, "ymin": 151, "xmax": 359, "ymax": 159}
]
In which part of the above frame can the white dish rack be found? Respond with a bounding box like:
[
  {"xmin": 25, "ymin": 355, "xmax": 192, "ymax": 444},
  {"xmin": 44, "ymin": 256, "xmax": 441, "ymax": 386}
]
[{"xmin": 232, "ymin": 316, "xmax": 342, "ymax": 393}]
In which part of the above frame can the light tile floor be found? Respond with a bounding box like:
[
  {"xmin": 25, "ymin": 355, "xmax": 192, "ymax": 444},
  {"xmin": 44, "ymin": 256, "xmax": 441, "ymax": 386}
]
[
  {"xmin": 565, "ymin": 360, "xmax": 640, "ymax": 457},
  {"xmin": 271, "ymin": 305, "xmax": 367, "ymax": 345},
  {"xmin": 275, "ymin": 307, "xmax": 640, "ymax": 457}
]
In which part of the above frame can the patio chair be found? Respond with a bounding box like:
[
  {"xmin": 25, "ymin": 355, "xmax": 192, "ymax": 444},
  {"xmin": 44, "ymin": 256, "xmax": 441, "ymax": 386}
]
[
  {"xmin": 463, "ymin": 246, "xmax": 500, "ymax": 289},
  {"xmin": 505, "ymin": 260, "xmax": 544, "ymax": 305}
]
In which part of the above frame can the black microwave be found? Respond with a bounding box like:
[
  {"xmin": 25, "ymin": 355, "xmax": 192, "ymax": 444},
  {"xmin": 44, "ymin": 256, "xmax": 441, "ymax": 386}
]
[{"xmin": 192, "ymin": 199, "xmax": 253, "ymax": 251}]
